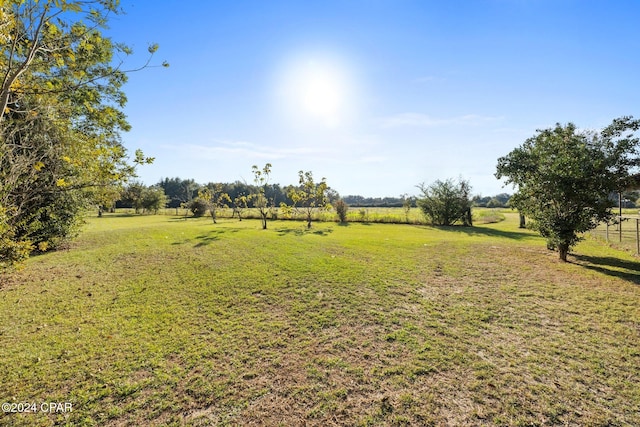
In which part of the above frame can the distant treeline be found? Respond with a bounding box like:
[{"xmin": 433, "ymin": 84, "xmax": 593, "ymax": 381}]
[
  {"xmin": 117, "ymin": 178, "xmax": 294, "ymax": 209},
  {"xmin": 116, "ymin": 177, "xmax": 521, "ymax": 209},
  {"xmin": 472, "ymin": 193, "xmax": 512, "ymax": 208},
  {"xmin": 342, "ymin": 195, "xmax": 412, "ymax": 207}
]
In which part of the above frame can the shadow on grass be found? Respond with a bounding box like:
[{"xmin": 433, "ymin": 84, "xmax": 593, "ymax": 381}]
[
  {"xmin": 571, "ymin": 254, "xmax": 640, "ymax": 285},
  {"xmin": 276, "ymin": 227, "xmax": 334, "ymax": 237},
  {"xmin": 192, "ymin": 229, "xmax": 230, "ymax": 247},
  {"xmin": 168, "ymin": 216, "xmax": 195, "ymax": 222},
  {"xmin": 413, "ymin": 224, "xmax": 538, "ymax": 241},
  {"xmin": 95, "ymin": 213, "xmax": 137, "ymax": 218}
]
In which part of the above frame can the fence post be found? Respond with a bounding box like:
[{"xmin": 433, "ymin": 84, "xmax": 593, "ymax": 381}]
[
  {"xmin": 620, "ymin": 216, "xmax": 623, "ymax": 243},
  {"xmin": 636, "ymin": 219, "xmax": 639, "ymax": 255}
]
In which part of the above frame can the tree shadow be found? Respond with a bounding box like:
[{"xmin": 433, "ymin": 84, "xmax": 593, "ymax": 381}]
[
  {"xmin": 571, "ymin": 254, "xmax": 640, "ymax": 285},
  {"xmin": 276, "ymin": 227, "xmax": 334, "ymax": 237},
  {"xmin": 96, "ymin": 213, "xmax": 137, "ymax": 218},
  {"xmin": 168, "ymin": 216, "xmax": 195, "ymax": 222},
  {"xmin": 412, "ymin": 224, "xmax": 538, "ymax": 241},
  {"xmin": 192, "ymin": 229, "xmax": 229, "ymax": 247}
]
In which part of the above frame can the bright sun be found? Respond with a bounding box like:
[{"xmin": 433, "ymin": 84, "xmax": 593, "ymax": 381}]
[
  {"xmin": 276, "ymin": 58, "xmax": 351, "ymax": 128},
  {"xmin": 299, "ymin": 66, "xmax": 342, "ymax": 118}
]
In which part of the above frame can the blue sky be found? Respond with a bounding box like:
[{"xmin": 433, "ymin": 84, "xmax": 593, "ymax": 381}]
[{"xmin": 107, "ymin": 1, "xmax": 640, "ymax": 197}]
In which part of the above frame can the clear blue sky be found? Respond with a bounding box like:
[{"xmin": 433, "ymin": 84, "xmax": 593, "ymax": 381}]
[{"xmin": 106, "ymin": 0, "xmax": 640, "ymax": 197}]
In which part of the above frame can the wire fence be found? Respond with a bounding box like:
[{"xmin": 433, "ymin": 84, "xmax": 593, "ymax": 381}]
[{"xmin": 590, "ymin": 216, "xmax": 640, "ymax": 255}]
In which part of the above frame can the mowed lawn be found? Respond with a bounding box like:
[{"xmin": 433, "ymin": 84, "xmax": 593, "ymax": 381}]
[{"xmin": 1, "ymin": 213, "xmax": 639, "ymax": 426}]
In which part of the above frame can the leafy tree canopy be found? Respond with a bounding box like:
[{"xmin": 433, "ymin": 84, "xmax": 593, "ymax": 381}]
[
  {"xmin": 495, "ymin": 117, "xmax": 640, "ymax": 261},
  {"xmin": 1, "ymin": 0, "xmax": 159, "ymax": 269},
  {"xmin": 287, "ymin": 170, "xmax": 330, "ymax": 229}
]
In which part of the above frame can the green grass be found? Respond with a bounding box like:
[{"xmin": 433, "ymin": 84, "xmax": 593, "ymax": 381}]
[{"xmin": 1, "ymin": 213, "xmax": 639, "ymax": 426}]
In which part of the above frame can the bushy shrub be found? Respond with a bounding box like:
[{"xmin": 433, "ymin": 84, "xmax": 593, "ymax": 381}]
[
  {"xmin": 334, "ymin": 199, "xmax": 349, "ymax": 223},
  {"xmin": 417, "ymin": 178, "xmax": 473, "ymax": 226},
  {"xmin": 188, "ymin": 198, "xmax": 208, "ymax": 217},
  {"xmin": 0, "ymin": 206, "xmax": 33, "ymax": 271}
]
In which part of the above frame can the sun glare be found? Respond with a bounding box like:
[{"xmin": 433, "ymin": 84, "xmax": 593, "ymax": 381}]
[
  {"xmin": 275, "ymin": 56, "xmax": 353, "ymax": 128},
  {"xmin": 299, "ymin": 66, "xmax": 342, "ymax": 117}
]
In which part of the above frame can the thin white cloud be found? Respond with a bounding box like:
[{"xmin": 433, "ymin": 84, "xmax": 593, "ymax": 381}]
[{"xmin": 379, "ymin": 113, "xmax": 504, "ymax": 128}]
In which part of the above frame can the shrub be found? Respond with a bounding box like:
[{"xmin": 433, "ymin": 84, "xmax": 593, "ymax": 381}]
[
  {"xmin": 358, "ymin": 208, "xmax": 368, "ymax": 222},
  {"xmin": 417, "ymin": 178, "xmax": 473, "ymax": 226},
  {"xmin": 188, "ymin": 198, "xmax": 208, "ymax": 217},
  {"xmin": 334, "ymin": 199, "xmax": 349, "ymax": 223},
  {"xmin": 0, "ymin": 206, "xmax": 33, "ymax": 271}
]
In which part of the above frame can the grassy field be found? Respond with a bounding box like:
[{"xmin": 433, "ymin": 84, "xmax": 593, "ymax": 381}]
[{"xmin": 1, "ymin": 212, "xmax": 639, "ymax": 426}]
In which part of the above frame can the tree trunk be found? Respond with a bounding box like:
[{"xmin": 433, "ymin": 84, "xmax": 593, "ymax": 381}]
[
  {"xmin": 558, "ymin": 244, "xmax": 569, "ymax": 262},
  {"xmin": 519, "ymin": 213, "xmax": 526, "ymax": 229}
]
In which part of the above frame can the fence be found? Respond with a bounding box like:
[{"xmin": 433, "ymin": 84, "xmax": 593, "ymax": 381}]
[{"xmin": 591, "ymin": 216, "xmax": 640, "ymax": 255}]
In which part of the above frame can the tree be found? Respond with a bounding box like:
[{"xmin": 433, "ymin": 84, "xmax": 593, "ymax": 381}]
[
  {"xmin": 400, "ymin": 193, "xmax": 413, "ymax": 222},
  {"xmin": 250, "ymin": 163, "xmax": 272, "ymax": 229},
  {"xmin": 1, "ymin": 0, "xmax": 159, "ymax": 269},
  {"xmin": 233, "ymin": 193, "xmax": 249, "ymax": 221},
  {"xmin": 141, "ymin": 186, "xmax": 168, "ymax": 214},
  {"xmin": 122, "ymin": 182, "xmax": 145, "ymax": 213},
  {"xmin": 287, "ymin": 170, "xmax": 330, "ymax": 229},
  {"xmin": 199, "ymin": 184, "xmax": 231, "ymax": 224},
  {"xmin": 486, "ymin": 198, "xmax": 501, "ymax": 208},
  {"xmin": 0, "ymin": 0, "xmax": 166, "ymax": 124},
  {"xmin": 158, "ymin": 177, "xmax": 198, "ymax": 209},
  {"xmin": 495, "ymin": 118, "xmax": 640, "ymax": 261},
  {"xmin": 417, "ymin": 178, "xmax": 473, "ymax": 226}
]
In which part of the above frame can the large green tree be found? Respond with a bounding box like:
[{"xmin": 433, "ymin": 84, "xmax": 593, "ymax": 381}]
[
  {"xmin": 1, "ymin": 0, "xmax": 160, "ymax": 269},
  {"xmin": 495, "ymin": 118, "xmax": 640, "ymax": 261}
]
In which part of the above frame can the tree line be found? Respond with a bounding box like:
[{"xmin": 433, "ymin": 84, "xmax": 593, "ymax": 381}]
[
  {"xmin": 116, "ymin": 177, "xmax": 520, "ymax": 212},
  {"xmin": 114, "ymin": 165, "xmax": 477, "ymax": 229}
]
